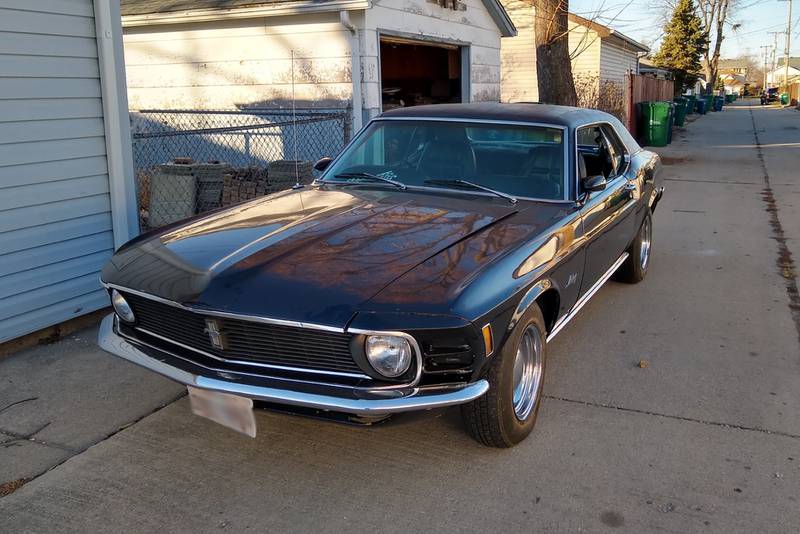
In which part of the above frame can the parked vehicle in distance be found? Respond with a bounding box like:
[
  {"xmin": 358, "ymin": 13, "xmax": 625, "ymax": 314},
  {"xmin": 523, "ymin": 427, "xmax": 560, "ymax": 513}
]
[
  {"xmin": 98, "ymin": 103, "xmax": 664, "ymax": 447},
  {"xmin": 766, "ymin": 88, "xmax": 780, "ymax": 104}
]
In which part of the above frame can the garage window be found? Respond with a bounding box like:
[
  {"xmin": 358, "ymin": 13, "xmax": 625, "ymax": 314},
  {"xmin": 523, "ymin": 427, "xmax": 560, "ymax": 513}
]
[{"xmin": 380, "ymin": 36, "xmax": 465, "ymax": 110}]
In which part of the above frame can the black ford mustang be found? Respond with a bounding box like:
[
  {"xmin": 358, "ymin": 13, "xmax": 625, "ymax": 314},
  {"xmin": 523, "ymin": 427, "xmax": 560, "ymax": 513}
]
[{"xmin": 99, "ymin": 103, "xmax": 663, "ymax": 447}]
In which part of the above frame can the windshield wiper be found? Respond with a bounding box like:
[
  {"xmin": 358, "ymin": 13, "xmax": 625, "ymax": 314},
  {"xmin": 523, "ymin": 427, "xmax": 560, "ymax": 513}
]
[
  {"xmin": 331, "ymin": 172, "xmax": 406, "ymax": 190},
  {"xmin": 424, "ymin": 179, "xmax": 517, "ymax": 204}
]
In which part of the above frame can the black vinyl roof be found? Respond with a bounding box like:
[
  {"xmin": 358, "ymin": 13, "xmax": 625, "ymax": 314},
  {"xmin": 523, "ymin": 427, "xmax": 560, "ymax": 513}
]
[
  {"xmin": 379, "ymin": 103, "xmax": 643, "ymax": 153},
  {"xmin": 379, "ymin": 103, "xmax": 616, "ymax": 129}
]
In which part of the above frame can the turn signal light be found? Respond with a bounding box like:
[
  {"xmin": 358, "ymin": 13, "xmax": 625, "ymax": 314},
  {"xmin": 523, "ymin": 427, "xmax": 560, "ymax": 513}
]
[{"xmin": 482, "ymin": 324, "xmax": 493, "ymax": 357}]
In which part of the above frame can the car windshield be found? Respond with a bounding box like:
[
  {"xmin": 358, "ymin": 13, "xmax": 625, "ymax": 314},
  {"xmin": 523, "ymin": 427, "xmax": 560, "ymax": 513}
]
[{"xmin": 321, "ymin": 120, "xmax": 566, "ymax": 200}]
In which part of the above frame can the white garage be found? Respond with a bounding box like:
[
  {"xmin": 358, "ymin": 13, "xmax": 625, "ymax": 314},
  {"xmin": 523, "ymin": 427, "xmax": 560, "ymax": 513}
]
[{"xmin": 121, "ymin": 0, "xmax": 516, "ymax": 131}]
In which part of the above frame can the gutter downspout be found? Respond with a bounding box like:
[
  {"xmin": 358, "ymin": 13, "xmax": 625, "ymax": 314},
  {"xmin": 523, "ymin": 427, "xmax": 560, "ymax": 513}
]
[{"xmin": 340, "ymin": 11, "xmax": 363, "ymax": 134}]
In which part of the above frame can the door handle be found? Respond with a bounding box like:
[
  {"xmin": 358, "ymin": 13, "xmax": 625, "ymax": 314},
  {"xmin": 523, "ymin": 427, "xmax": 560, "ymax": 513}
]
[{"xmin": 624, "ymin": 181, "xmax": 637, "ymax": 191}]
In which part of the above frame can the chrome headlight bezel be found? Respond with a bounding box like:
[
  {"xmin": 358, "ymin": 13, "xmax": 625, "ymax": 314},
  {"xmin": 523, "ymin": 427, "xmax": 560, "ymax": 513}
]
[
  {"xmin": 364, "ymin": 334, "xmax": 413, "ymax": 378},
  {"xmin": 111, "ymin": 289, "xmax": 136, "ymax": 324}
]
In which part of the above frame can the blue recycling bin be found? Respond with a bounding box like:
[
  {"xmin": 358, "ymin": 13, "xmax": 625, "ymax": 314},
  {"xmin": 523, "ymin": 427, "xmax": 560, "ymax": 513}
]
[{"xmin": 695, "ymin": 98, "xmax": 707, "ymax": 114}]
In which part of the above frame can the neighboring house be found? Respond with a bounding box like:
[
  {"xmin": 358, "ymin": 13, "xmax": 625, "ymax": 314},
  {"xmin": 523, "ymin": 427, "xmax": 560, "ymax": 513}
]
[
  {"xmin": 500, "ymin": 9, "xmax": 648, "ymax": 103},
  {"xmin": 720, "ymin": 72, "xmax": 747, "ymax": 95},
  {"xmin": 120, "ymin": 0, "xmax": 516, "ymax": 131},
  {"xmin": 0, "ymin": 2, "xmax": 137, "ymax": 343},
  {"xmin": 638, "ymin": 57, "xmax": 674, "ymax": 80},
  {"xmin": 716, "ymin": 58, "xmax": 749, "ymax": 78},
  {"xmin": 691, "ymin": 77, "xmax": 707, "ymax": 95},
  {"xmin": 766, "ymin": 57, "xmax": 800, "ymax": 87}
]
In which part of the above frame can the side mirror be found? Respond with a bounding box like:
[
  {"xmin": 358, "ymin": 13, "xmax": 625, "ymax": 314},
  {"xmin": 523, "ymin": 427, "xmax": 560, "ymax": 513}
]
[
  {"xmin": 582, "ymin": 175, "xmax": 607, "ymax": 193},
  {"xmin": 314, "ymin": 157, "xmax": 333, "ymax": 172}
]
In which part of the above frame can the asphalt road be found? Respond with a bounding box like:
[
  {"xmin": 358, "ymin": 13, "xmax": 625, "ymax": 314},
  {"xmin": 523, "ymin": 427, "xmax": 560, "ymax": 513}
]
[{"xmin": 1, "ymin": 101, "xmax": 799, "ymax": 533}]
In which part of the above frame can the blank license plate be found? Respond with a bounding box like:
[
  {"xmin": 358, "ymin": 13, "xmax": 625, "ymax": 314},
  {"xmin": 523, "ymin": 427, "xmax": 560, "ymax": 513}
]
[{"xmin": 187, "ymin": 386, "xmax": 257, "ymax": 438}]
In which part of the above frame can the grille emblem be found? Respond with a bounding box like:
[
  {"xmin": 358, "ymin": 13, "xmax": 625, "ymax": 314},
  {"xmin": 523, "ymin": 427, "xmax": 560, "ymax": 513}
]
[{"xmin": 204, "ymin": 318, "xmax": 227, "ymax": 350}]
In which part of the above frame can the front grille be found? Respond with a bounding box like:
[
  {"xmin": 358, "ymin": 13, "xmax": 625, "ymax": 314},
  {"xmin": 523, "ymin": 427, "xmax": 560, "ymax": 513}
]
[{"xmin": 122, "ymin": 292, "xmax": 362, "ymax": 376}]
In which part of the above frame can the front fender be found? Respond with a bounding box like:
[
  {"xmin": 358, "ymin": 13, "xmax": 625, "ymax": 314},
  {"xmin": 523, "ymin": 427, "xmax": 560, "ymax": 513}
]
[{"xmin": 507, "ymin": 278, "xmax": 561, "ymax": 334}]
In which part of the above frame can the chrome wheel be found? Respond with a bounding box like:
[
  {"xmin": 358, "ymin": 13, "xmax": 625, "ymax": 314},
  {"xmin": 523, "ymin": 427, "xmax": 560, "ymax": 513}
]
[
  {"xmin": 512, "ymin": 325, "xmax": 544, "ymax": 421},
  {"xmin": 639, "ymin": 217, "xmax": 652, "ymax": 270}
]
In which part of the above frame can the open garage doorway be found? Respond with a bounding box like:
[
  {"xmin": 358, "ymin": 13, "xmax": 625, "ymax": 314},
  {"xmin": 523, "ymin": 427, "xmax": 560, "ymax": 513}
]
[{"xmin": 379, "ymin": 36, "xmax": 467, "ymax": 111}]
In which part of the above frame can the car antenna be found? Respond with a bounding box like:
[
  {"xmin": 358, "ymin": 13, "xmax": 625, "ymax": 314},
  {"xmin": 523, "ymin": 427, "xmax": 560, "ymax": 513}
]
[
  {"xmin": 291, "ymin": 50, "xmax": 302, "ymax": 190},
  {"xmin": 289, "ymin": 50, "xmax": 306, "ymax": 210}
]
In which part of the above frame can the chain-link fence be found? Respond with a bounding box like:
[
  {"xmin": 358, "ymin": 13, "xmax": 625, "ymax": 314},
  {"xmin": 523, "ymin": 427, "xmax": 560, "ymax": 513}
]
[{"xmin": 131, "ymin": 108, "xmax": 351, "ymax": 230}]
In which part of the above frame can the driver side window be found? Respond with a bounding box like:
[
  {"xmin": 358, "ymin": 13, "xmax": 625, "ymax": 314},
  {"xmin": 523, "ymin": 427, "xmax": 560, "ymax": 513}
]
[
  {"xmin": 576, "ymin": 124, "xmax": 628, "ymax": 180},
  {"xmin": 576, "ymin": 125, "xmax": 608, "ymax": 179},
  {"xmin": 600, "ymin": 125, "xmax": 628, "ymax": 178}
]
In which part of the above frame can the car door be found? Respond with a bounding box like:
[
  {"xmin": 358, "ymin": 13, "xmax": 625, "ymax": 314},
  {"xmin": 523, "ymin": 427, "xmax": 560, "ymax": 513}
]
[{"xmin": 577, "ymin": 123, "xmax": 637, "ymax": 295}]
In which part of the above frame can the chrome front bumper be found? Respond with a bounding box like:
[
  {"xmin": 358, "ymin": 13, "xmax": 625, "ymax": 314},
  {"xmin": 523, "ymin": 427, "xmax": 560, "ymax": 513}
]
[{"xmin": 97, "ymin": 314, "xmax": 489, "ymax": 416}]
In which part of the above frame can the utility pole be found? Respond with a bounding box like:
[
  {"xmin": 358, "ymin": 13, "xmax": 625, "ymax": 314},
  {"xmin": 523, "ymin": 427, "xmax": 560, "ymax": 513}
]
[
  {"xmin": 778, "ymin": 0, "xmax": 793, "ymax": 91},
  {"xmin": 768, "ymin": 31, "xmax": 783, "ymax": 86},
  {"xmin": 761, "ymin": 45, "xmax": 771, "ymax": 90},
  {"xmin": 786, "ymin": 0, "xmax": 793, "ymax": 90}
]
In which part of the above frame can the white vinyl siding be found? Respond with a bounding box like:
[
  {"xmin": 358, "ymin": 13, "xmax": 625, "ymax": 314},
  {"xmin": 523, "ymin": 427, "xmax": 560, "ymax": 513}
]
[
  {"xmin": 500, "ymin": 0, "xmax": 537, "ymax": 103},
  {"xmin": 569, "ymin": 21, "xmax": 601, "ymax": 78},
  {"xmin": 599, "ymin": 39, "xmax": 639, "ymax": 86},
  {"xmin": 0, "ymin": 0, "xmax": 115, "ymax": 342}
]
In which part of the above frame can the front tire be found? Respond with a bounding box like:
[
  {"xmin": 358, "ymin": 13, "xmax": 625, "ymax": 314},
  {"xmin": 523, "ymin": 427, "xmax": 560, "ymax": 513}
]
[
  {"xmin": 616, "ymin": 210, "xmax": 652, "ymax": 284},
  {"xmin": 461, "ymin": 305, "xmax": 547, "ymax": 448}
]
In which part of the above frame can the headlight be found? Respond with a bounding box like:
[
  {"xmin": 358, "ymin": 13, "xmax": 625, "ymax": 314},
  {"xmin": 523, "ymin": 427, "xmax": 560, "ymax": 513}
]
[
  {"xmin": 111, "ymin": 290, "xmax": 136, "ymax": 323},
  {"xmin": 365, "ymin": 335, "xmax": 413, "ymax": 377}
]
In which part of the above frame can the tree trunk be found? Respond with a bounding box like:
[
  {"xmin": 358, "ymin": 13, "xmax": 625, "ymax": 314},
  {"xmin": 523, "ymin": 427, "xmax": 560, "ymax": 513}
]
[
  {"xmin": 534, "ymin": 0, "xmax": 577, "ymax": 105},
  {"xmin": 701, "ymin": 0, "xmax": 729, "ymax": 94}
]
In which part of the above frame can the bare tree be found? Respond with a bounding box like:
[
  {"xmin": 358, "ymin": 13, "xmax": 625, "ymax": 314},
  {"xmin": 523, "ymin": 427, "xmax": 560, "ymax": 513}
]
[
  {"xmin": 694, "ymin": 0, "xmax": 744, "ymax": 92},
  {"xmin": 648, "ymin": 0, "xmax": 741, "ymax": 93},
  {"xmin": 534, "ymin": 0, "xmax": 578, "ymax": 105}
]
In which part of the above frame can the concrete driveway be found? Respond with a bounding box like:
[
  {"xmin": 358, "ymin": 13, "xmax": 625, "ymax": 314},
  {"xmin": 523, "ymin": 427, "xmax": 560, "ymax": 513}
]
[{"xmin": 1, "ymin": 101, "xmax": 798, "ymax": 533}]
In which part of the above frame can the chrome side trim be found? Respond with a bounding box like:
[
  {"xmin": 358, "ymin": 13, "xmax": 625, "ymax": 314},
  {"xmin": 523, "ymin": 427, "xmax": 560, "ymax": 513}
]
[
  {"xmin": 347, "ymin": 328, "xmax": 424, "ymax": 389},
  {"xmin": 99, "ymin": 315, "xmax": 489, "ymax": 415},
  {"xmin": 135, "ymin": 327, "xmax": 371, "ymax": 380},
  {"xmin": 102, "ymin": 283, "xmax": 345, "ymax": 333},
  {"xmin": 546, "ymin": 252, "xmax": 628, "ymax": 342}
]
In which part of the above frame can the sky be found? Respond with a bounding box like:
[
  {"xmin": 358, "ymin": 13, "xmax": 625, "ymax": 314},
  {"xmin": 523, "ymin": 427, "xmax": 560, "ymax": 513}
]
[{"xmin": 569, "ymin": 0, "xmax": 800, "ymax": 61}]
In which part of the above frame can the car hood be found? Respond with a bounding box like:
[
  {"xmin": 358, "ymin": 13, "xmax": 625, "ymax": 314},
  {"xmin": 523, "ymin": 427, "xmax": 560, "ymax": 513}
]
[{"xmin": 102, "ymin": 186, "xmax": 521, "ymax": 327}]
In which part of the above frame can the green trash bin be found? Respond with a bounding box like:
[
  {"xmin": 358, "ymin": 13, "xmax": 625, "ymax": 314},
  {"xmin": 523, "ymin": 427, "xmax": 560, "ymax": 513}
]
[
  {"xmin": 638, "ymin": 101, "xmax": 671, "ymax": 147},
  {"xmin": 673, "ymin": 97, "xmax": 688, "ymax": 126},
  {"xmin": 705, "ymin": 95, "xmax": 715, "ymax": 112},
  {"xmin": 780, "ymin": 92, "xmax": 789, "ymax": 105},
  {"xmin": 725, "ymin": 94, "xmax": 734, "ymax": 103}
]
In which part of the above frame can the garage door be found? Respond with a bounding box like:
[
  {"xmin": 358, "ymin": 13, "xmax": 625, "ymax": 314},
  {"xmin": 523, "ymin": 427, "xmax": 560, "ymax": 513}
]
[{"xmin": 379, "ymin": 36, "xmax": 466, "ymax": 111}]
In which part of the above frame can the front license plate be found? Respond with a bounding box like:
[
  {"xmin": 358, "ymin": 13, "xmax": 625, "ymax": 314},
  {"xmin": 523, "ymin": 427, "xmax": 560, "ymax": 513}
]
[{"xmin": 187, "ymin": 386, "xmax": 256, "ymax": 438}]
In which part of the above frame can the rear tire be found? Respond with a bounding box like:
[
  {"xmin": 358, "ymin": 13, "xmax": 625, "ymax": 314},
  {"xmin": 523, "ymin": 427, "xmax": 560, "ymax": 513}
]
[
  {"xmin": 616, "ymin": 210, "xmax": 652, "ymax": 284},
  {"xmin": 461, "ymin": 305, "xmax": 547, "ymax": 448}
]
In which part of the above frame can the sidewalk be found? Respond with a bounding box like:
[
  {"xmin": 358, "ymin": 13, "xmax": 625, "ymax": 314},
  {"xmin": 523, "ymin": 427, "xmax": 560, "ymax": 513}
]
[{"xmin": 0, "ymin": 323, "xmax": 183, "ymax": 491}]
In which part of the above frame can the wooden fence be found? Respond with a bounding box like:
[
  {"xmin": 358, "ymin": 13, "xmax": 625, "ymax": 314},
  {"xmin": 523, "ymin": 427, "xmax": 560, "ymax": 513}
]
[
  {"xmin": 789, "ymin": 82, "xmax": 800, "ymax": 106},
  {"xmin": 626, "ymin": 74, "xmax": 675, "ymax": 139}
]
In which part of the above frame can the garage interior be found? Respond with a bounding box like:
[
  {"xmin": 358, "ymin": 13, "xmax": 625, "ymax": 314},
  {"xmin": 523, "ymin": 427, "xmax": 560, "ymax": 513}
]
[{"xmin": 379, "ymin": 36, "xmax": 464, "ymax": 110}]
